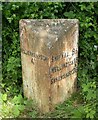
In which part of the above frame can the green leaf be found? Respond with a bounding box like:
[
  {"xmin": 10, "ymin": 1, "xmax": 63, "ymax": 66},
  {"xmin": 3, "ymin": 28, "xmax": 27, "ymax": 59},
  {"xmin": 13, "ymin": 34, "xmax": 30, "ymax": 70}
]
[
  {"xmin": 29, "ymin": 110, "xmax": 37, "ymax": 117},
  {"xmin": 12, "ymin": 105, "xmax": 20, "ymax": 117},
  {"xmin": 2, "ymin": 94, "xmax": 7, "ymax": 101},
  {"xmin": 17, "ymin": 105, "xmax": 25, "ymax": 111},
  {"xmin": 86, "ymin": 90, "xmax": 96, "ymax": 100},
  {"xmin": 86, "ymin": 113, "xmax": 90, "ymax": 118},
  {"xmin": 64, "ymin": 11, "xmax": 75, "ymax": 18},
  {"xmin": 82, "ymin": 84, "xmax": 89, "ymax": 92},
  {"xmin": 71, "ymin": 109, "xmax": 82, "ymax": 118},
  {"xmin": 12, "ymin": 94, "xmax": 24, "ymax": 104}
]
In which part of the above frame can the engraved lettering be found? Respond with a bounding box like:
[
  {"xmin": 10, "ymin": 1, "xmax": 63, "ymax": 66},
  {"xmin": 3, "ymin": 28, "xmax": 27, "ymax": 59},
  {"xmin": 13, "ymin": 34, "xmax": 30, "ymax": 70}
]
[
  {"xmin": 21, "ymin": 48, "xmax": 78, "ymax": 84},
  {"xmin": 51, "ymin": 48, "xmax": 77, "ymax": 62},
  {"xmin": 51, "ymin": 67, "xmax": 77, "ymax": 84},
  {"xmin": 49, "ymin": 57, "xmax": 78, "ymax": 73},
  {"xmin": 21, "ymin": 48, "xmax": 48, "ymax": 62}
]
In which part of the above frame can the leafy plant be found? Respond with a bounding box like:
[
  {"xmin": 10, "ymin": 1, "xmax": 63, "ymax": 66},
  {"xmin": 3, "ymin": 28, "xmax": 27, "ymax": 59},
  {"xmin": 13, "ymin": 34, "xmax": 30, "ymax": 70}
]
[{"xmin": 2, "ymin": 2, "xmax": 97, "ymax": 118}]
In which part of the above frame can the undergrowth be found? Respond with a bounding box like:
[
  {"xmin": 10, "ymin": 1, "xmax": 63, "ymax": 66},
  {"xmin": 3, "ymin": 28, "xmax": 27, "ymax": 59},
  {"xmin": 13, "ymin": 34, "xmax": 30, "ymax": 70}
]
[{"xmin": 1, "ymin": 2, "xmax": 98, "ymax": 118}]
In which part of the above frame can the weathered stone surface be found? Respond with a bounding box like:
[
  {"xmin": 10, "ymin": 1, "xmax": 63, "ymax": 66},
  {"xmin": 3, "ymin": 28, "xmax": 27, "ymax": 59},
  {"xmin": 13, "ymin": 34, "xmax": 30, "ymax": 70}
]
[{"xmin": 19, "ymin": 19, "xmax": 79, "ymax": 113}]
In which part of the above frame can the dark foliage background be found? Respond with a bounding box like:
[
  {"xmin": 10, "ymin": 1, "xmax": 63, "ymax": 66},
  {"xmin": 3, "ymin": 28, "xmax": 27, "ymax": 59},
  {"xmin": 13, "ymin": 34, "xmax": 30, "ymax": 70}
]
[{"xmin": 1, "ymin": 2, "xmax": 98, "ymax": 118}]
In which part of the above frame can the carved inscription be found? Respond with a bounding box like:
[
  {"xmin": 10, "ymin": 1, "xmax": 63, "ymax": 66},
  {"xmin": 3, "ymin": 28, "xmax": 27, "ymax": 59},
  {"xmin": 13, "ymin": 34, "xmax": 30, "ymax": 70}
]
[
  {"xmin": 50, "ymin": 66, "xmax": 77, "ymax": 84},
  {"xmin": 21, "ymin": 47, "xmax": 78, "ymax": 84},
  {"xmin": 50, "ymin": 57, "xmax": 78, "ymax": 73},
  {"xmin": 50, "ymin": 48, "xmax": 78, "ymax": 84},
  {"xmin": 51, "ymin": 48, "xmax": 78, "ymax": 62},
  {"xmin": 21, "ymin": 48, "xmax": 48, "ymax": 61}
]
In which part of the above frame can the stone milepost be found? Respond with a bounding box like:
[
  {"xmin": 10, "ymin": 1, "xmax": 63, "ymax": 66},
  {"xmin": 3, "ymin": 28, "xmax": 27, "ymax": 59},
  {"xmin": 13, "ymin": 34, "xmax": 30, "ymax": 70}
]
[{"xmin": 19, "ymin": 19, "xmax": 79, "ymax": 113}]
